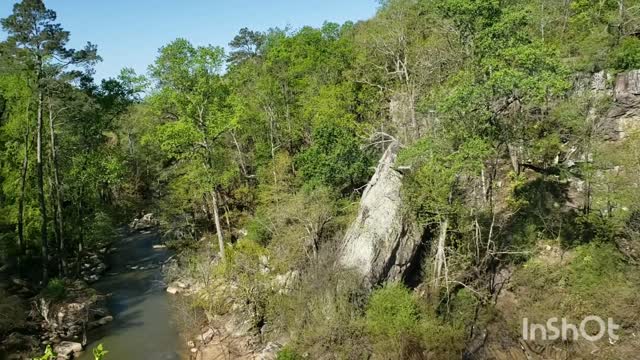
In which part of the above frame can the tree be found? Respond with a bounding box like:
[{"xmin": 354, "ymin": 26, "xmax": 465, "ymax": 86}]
[
  {"xmin": 1, "ymin": 0, "xmax": 99, "ymax": 280},
  {"xmin": 227, "ymin": 27, "xmax": 265, "ymax": 67},
  {"xmin": 149, "ymin": 38, "xmax": 231, "ymax": 259}
]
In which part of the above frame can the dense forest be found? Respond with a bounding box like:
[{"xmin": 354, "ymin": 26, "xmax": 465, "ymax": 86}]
[{"xmin": 1, "ymin": 0, "xmax": 640, "ymax": 359}]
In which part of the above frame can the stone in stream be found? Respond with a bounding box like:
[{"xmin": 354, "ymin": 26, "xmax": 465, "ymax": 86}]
[
  {"xmin": 166, "ymin": 285, "xmax": 180, "ymax": 295},
  {"xmin": 54, "ymin": 341, "xmax": 83, "ymax": 358}
]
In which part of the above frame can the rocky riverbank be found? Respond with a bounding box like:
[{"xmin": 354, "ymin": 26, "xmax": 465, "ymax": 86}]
[
  {"xmin": 164, "ymin": 257, "xmax": 290, "ymax": 360},
  {"xmin": 0, "ymin": 247, "xmax": 113, "ymax": 360}
]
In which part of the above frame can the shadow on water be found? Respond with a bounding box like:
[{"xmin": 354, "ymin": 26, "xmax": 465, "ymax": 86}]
[{"xmin": 77, "ymin": 229, "xmax": 184, "ymax": 360}]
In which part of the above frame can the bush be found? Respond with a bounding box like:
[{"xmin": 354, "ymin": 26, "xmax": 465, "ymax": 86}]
[
  {"xmin": 42, "ymin": 278, "xmax": 67, "ymax": 301},
  {"xmin": 266, "ymin": 246, "xmax": 368, "ymax": 359},
  {"xmin": 365, "ymin": 283, "xmax": 420, "ymax": 357},
  {"xmin": 244, "ymin": 216, "xmax": 272, "ymax": 246},
  {"xmin": 276, "ymin": 346, "xmax": 302, "ymax": 360},
  {"xmin": 609, "ymin": 37, "xmax": 640, "ymax": 70},
  {"xmin": 295, "ymin": 122, "xmax": 372, "ymax": 193},
  {"xmin": 512, "ymin": 243, "xmax": 640, "ymax": 332}
]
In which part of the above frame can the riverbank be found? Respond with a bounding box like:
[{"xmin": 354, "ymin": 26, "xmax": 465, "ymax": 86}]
[{"xmin": 0, "ymin": 247, "xmax": 113, "ymax": 359}]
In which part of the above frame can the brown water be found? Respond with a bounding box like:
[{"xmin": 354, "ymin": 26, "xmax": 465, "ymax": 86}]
[{"xmin": 78, "ymin": 230, "xmax": 183, "ymax": 360}]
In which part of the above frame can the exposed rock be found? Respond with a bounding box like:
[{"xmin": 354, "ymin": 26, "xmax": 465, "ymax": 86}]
[
  {"xmin": 199, "ymin": 328, "xmax": 216, "ymax": 343},
  {"xmin": 35, "ymin": 281, "xmax": 111, "ymax": 344},
  {"xmin": 166, "ymin": 285, "xmax": 180, "ymax": 295},
  {"xmin": 272, "ymin": 270, "xmax": 299, "ymax": 293},
  {"xmin": 129, "ymin": 213, "xmax": 158, "ymax": 231},
  {"xmin": 89, "ymin": 315, "xmax": 114, "ymax": 329},
  {"xmin": 605, "ymin": 70, "xmax": 640, "ymax": 140},
  {"xmin": 255, "ymin": 342, "xmax": 283, "ymax": 360},
  {"xmin": 339, "ymin": 142, "xmax": 423, "ymax": 286},
  {"xmin": 53, "ymin": 341, "xmax": 82, "ymax": 358}
]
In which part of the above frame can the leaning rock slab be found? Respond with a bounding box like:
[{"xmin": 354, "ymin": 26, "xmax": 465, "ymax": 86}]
[{"xmin": 339, "ymin": 142, "xmax": 423, "ymax": 286}]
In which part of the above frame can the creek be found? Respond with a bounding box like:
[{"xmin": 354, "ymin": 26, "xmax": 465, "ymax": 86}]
[{"xmin": 77, "ymin": 230, "xmax": 183, "ymax": 360}]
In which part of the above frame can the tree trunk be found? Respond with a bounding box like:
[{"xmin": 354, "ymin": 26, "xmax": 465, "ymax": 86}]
[
  {"xmin": 507, "ymin": 143, "xmax": 520, "ymax": 174},
  {"xmin": 231, "ymin": 130, "xmax": 248, "ymax": 179},
  {"xmin": 433, "ymin": 218, "xmax": 449, "ymax": 290},
  {"xmin": 48, "ymin": 104, "xmax": 66, "ymax": 275},
  {"xmin": 76, "ymin": 189, "xmax": 85, "ymax": 277},
  {"xmin": 36, "ymin": 87, "xmax": 48, "ymax": 283},
  {"xmin": 17, "ymin": 103, "xmax": 30, "ymax": 271},
  {"xmin": 211, "ymin": 190, "xmax": 225, "ymax": 260}
]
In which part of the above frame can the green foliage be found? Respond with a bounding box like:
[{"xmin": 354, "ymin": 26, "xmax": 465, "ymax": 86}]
[
  {"xmin": 276, "ymin": 346, "xmax": 303, "ymax": 360},
  {"xmin": 42, "ymin": 278, "xmax": 66, "ymax": 301},
  {"xmin": 401, "ymin": 136, "xmax": 491, "ymax": 224},
  {"xmin": 609, "ymin": 37, "xmax": 640, "ymax": 70},
  {"xmin": 513, "ymin": 243, "xmax": 640, "ymax": 329},
  {"xmin": 365, "ymin": 283, "xmax": 418, "ymax": 342},
  {"xmin": 295, "ymin": 122, "xmax": 372, "ymax": 192},
  {"xmin": 33, "ymin": 345, "xmax": 55, "ymax": 360},
  {"xmin": 92, "ymin": 344, "xmax": 108, "ymax": 360},
  {"xmin": 4, "ymin": 0, "xmax": 640, "ymax": 357}
]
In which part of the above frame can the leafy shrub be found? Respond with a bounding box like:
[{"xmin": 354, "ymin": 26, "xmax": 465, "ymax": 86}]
[
  {"xmin": 276, "ymin": 346, "xmax": 302, "ymax": 360},
  {"xmin": 34, "ymin": 344, "xmax": 107, "ymax": 360},
  {"xmin": 366, "ymin": 283, "xmax": 418, "ymax": 339},
  {"xmin": 93, "ymin": 344, "xmax": 108, "ymax": 360},
  {"xmin": 244, "ymin": 216, "xmax": 272, "ymax": 246},
  {"xmin": 42, "ymin": 278, "xmax": 67, "ymax": 301},
  {"xmin": 418, "ymin": 289, "xmax": 477, "ymax": 358},
  {"xmin": 295, "ymin": 122, "xmax": 372, "ymax": 193},
  {"xmin": 365, "ymin": 283, "xmax": 420, "ymax": 357},
  {"xmin": 33, "ymin": 345, "xmax": 55, "ymax": 360},
  {"xmin": 609, "ymin": 37, "xmax": 640, "ymax": 70},
  {"xmin": 266, "ymin": 247, "xmax": 368, "ymax": 359},
  {"xmin": 512, "ymin": 243, "xmax": 640, "ymax": 331}
]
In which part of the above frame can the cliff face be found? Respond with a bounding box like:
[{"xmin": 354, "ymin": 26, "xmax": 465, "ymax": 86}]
[
  {"xmin": 609, "ymin": 69, "xmax": 640, "ymax": 140},
  {"xmin": 339, "ymin": 141, "xmax": 423, "ymax": 287}
]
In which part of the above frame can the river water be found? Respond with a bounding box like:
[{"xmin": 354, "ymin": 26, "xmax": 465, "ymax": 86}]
[{"xmin": 78, "ymin": 229, "xmax": 183, "ymax": 360}]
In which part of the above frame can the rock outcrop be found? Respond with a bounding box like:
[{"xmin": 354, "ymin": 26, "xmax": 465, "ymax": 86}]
[
  {"xmin": 129, "ymin": 213, "xmax": 158, "ymax": 231},
  {"xmin": 53, "ymin": 341, "xmax": 82, "ymax": 359},
  {"xmin": 338, "ymin": 141, "xmax": 423, "ymax": 286},
  {"xmin": 606, "ymin": 69, "xmax": 640, "ymax": 140},
  {"xmin": 35, "ymin": 280, "xmax": 110, "ymax": 347}
]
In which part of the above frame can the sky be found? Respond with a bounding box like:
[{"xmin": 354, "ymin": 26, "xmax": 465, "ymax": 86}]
[{"xmin": 0, "ymin": 0, "xmax": 379, "ymax": 81}]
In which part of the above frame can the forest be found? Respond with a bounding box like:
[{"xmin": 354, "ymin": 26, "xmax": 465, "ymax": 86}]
[{"xmin": 1, "ymin": 0, "xmax": 640, "ymax": 359}]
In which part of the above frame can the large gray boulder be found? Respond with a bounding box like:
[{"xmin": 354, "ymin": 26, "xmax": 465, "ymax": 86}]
[{"xmin": 338, "ymin": 142, "xmax": 423, "ymax": 286}]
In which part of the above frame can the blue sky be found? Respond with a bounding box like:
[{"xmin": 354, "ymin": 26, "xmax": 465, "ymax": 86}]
[{"xmin": 0, "ymin": 0, "xmax": 379, "ymax": 81}]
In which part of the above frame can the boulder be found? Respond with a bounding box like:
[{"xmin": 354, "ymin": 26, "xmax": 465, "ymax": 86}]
[
  {"xmin": 256, "ymin": 342, "xmax": 283, "ymax": 360},
  {"xmin": 338, "ymin": 142, "xmax": 423, "ymax": 287},
  {"xmin": 130, "ymin": 213, "xmax": 159, "ymax": 230},
  {"xmin": 166, "ymin": 285, "xmax": 180, "ymax": 295},
  {"xmin": 199, "ymin": 328, "xmax": 215, "ymax": 343},
  {"xmin": 54, "ymin": 341, "xmax": 82, "ymax": 357}
]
